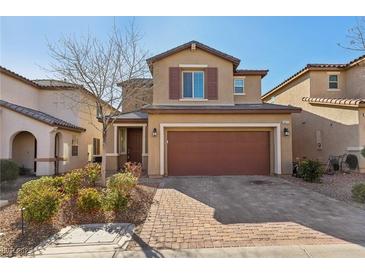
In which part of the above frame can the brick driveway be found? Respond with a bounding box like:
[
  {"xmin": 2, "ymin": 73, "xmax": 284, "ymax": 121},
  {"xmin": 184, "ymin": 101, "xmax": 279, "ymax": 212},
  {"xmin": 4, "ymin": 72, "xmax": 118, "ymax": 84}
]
[{"xmin": 131, "ymin": 176, "xmax": 365, "ymax": 250}]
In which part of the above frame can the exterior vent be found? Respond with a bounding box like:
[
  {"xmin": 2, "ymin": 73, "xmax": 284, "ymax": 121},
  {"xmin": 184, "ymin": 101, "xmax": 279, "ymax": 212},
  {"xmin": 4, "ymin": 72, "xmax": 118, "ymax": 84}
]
[{"xmin": 191, "ymin": 43, "xmax": 196, "ymax": 51}]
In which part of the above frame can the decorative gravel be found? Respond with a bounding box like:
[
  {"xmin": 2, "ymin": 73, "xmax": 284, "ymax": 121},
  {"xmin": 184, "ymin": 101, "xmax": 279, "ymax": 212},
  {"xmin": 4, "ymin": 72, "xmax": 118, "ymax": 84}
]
[
  {"xmin": 0, "ymin": 183, "xmax": 157, "ymax": 257},
  {"xmin": 282, "ymin": 173, "xmax": 365, "ymax": 210}
]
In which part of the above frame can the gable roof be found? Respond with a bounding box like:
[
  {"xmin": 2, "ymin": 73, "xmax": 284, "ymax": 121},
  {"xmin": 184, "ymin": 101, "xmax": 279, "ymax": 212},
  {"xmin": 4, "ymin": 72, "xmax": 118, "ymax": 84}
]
[
  {"xmin": 262, "ymin": 54, "xmax": 365, "ymax": 100},
  {"xmin": 0, "ymin": 100, "xmax": 86, "ymax": 132},
  {"xmin": 146, "ymin": 40, "xmax": 241, "ymax": 73}
]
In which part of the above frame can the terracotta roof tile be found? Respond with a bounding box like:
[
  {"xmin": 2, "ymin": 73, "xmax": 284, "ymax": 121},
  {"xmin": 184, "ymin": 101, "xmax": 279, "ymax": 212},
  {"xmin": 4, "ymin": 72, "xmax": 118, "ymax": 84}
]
[{"xmin": 302, "ymin": 97, "xmax": 365, "ymax": 107}]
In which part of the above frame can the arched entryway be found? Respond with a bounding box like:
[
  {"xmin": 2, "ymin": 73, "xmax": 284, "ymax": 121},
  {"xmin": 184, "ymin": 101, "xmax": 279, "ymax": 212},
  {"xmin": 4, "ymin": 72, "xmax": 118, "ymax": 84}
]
[{"xmin": 11, "ymin": 131, "xmax": 37, "ymax": 174}]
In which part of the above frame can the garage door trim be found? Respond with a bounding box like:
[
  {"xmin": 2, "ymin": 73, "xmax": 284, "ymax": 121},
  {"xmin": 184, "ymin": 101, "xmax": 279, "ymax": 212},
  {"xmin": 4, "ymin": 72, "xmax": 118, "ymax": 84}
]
[{"xmin": 159, "ymin": 123, "xmax": 281, "ymax": 176}]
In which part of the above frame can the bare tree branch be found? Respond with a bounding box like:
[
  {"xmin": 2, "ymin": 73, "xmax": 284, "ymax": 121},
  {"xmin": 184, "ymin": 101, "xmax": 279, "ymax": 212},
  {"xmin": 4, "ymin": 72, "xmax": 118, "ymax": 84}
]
[
  {"xmin": 338, "ymin": 17, "xmax": 365, "ymax": 52},
  {"xmin": 46, "ymin": 21, "xmax": 149, "ymax": 183}
]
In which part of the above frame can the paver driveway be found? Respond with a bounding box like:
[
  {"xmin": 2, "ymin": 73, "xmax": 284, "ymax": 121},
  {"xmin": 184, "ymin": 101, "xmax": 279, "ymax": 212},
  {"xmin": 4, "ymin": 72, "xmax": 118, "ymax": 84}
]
[{"xmin": 131, "ymin": 176, "xmax": 365, "ymax": 250}]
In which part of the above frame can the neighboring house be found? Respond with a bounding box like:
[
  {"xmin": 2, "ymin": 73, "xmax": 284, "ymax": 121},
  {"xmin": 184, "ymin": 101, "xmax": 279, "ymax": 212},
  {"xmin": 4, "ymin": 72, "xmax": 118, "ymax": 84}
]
[
  {"xmin": 261, "ymin": 55, "xmax": 365, "ymax": 173},
  {"xmin": 0, "ymin": 66, "xmax": 108, "ymax": 176},
  {"xmin": 119, "ymin": 78, "xmax": 153, "ymax": 113},
  {"xmin": 105, "ymin": 41, "xmax": 300, "ymax": 177}
]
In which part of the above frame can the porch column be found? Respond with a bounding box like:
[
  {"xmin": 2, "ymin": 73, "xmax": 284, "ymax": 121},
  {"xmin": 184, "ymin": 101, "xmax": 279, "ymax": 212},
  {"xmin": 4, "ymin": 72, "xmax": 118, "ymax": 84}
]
[
  {"xmin": 142, "ymin": 124, "xmax": 147, "ymax": 155},
  {"xmin": 114, "ymin": 125, "xmax": 118, "ymax": 154}
]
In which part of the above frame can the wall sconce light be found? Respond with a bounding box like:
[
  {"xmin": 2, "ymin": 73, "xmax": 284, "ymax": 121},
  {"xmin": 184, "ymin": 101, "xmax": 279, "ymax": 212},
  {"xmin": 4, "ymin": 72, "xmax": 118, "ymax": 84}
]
[
  {"xmin": 283, "ymin": 127, "xmax": 290, "ymax": 136},
  {"xmin": 152, "ymin": 128, "xmax": 158, "ymax": 137}
]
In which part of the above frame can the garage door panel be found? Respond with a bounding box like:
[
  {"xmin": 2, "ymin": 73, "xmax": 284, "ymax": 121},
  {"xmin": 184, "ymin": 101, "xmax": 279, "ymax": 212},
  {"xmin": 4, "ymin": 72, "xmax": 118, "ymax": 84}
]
[{"xmin": 167, "ymin": 131, "xmax": 270, "ymax": 176}]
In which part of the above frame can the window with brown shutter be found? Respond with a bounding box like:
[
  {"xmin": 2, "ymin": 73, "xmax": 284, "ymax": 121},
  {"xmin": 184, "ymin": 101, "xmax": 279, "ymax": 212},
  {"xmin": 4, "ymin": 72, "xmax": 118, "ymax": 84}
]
[
  {"xmin": 169, "ymin": 67, "xmax": 181, "ymax": 99},
  {"xmin": 206, "ymin": 67, "xmax": 218, "ymax": 100}
]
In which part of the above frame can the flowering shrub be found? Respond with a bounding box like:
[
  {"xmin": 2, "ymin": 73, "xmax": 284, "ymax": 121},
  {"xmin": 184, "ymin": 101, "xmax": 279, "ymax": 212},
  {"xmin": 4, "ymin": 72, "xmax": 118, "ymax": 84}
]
[
  {"xmin": 123, "ymin": 162, "xmax": 142, "ymax": 179},
  {"xmin": 18, "ymin": 177, "xmax": 61, "ymax": 223}
]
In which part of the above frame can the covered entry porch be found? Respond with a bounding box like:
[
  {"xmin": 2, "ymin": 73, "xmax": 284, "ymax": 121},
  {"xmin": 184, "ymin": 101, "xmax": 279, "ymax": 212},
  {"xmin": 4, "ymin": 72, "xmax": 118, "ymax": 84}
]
[{"xmin": 105, "ymin": 111, "xmax": 148, "ymax": 172}]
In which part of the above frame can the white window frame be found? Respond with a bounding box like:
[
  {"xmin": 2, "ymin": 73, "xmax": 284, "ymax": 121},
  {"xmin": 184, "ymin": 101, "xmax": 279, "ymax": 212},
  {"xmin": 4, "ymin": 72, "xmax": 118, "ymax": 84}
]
[
  {"xmin": 327, "ymin": 72, "xmax": 340, "ymax": 91},
  {"xmin": 182, "ymin": 70, "xmax": 205, "ymax": 99},
  {"xmin": 233, "ymin": 77, "xmax": 245, "ymax": 95}
]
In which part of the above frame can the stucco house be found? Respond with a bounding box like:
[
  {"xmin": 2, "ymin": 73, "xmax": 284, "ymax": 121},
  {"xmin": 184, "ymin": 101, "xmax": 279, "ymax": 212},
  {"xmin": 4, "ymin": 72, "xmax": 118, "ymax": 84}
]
[
  {"xmin": 0, "ymin": 66, "xmax": 109, "ymax": 176},
  {"xmin": 105, "ymin": 41, "xmax": 301, "ymax": 177},
  {"xmin": 261, "ymin": 55, "xmax": 365, "ymax": 173}
]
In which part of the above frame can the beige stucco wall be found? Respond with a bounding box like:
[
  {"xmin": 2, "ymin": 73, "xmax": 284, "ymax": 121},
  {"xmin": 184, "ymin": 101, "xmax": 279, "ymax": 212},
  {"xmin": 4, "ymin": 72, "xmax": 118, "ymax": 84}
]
[
  {"xmin": 264, "ymin": 71, "xmax": 362, "ymax": 171},
  {"xmin": 147, "ymin": 113, "xmax": 293, "ymax": 177},
  {"xmin": 346, "ymin": 60, "xmax": 365, "ymax": 98},
  {"xmin": 233, "ymin": 75, "xmax": 262, "ymax": 104},
  {"xmin": 152, "ymin": 48, "xmax": 235, "ymax": 105},
  {"xmin": 0, "ymin": 73, "xmax": 39, "ymax": 109},
  {"xmin": 309, "ymin": 71, "xmax": 347, "ymax": 98}
]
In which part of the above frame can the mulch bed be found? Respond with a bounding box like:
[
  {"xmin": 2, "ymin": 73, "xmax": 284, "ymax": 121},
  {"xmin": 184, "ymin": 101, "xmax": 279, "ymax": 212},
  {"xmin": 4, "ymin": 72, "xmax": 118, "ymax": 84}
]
[
  {"xmin": 0, "ymin": 183, "xmax": 158, "ymax": 257},
  {"xmin": 282, "ymin": 172, "xmax": 365, "ymax": 210}
]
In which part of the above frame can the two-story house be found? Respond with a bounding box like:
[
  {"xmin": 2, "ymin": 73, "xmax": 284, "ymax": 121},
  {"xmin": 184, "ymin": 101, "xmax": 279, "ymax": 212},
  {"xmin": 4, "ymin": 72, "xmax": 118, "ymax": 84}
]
[
  {"xmin": 261, "ymin": 55, "xmax": 365, "ymax": 173},
  {"xmin": 105, "ymin": 41, "xmax": 300, "ymax": 177},
  {"xmin": 0, "ymin": 66, "xmax": 109, "ymax": 176}
]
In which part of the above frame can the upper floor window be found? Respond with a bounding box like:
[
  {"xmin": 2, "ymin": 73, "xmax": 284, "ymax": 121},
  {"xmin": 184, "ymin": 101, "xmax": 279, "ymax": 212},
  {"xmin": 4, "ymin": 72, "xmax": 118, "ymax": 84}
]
[
  {"xmin": 234, "ymin": 79, "xmax": 245, "ymax": 94},
  {"xmin": 182, "ymin": 71, "xmax": 204, "ymax": 99},
  {"xmin": 328, "ymin": 74, "xmax": 339, "ymax": 90}
]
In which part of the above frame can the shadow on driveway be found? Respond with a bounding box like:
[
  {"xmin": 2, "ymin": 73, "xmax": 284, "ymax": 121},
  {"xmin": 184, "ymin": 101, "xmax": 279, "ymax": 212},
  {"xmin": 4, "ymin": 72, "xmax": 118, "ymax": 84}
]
[{"xmin": 160, "ymin": 176, "xmax": 365, "ymax": 247}]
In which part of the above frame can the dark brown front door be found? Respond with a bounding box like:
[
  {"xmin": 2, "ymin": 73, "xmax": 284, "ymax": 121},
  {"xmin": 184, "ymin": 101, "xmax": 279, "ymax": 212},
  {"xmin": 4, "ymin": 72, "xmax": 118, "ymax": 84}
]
[
  {"xmin": 167, "ymin": 131, "xmax": 270, "ymax": 176},
  {"xmin": 127, "ymin": 128, "xmax": 142, "ymax": 163}
]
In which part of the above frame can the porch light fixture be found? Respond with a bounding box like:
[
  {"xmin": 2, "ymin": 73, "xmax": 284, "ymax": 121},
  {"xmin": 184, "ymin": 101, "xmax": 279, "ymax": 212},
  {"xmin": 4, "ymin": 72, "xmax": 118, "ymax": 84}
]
[
  {"xmin": 152, "ymin": 128, "xmax": 158, "ymax": 137},
  {"xmin": 283, "ymin": 127, "xmax": 290, "ymax": 136}
]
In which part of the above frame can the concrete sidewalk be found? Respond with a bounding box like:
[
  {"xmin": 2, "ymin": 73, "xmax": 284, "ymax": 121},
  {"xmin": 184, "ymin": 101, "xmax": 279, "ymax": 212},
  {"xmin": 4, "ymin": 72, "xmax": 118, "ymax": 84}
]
[
  {"xmin": 116, "ymin": 244, "xmax": 365, "ymax": 258},
  {"xmin": 32, "ymin": 243, "xmax": 365, "ymax": 258}
]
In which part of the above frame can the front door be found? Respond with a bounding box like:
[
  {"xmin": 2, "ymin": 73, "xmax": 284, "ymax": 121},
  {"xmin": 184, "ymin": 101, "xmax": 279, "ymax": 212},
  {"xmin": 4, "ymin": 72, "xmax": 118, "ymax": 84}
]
[{"xmin": 127, "ymin": 128, "xmax": 142, "ymax": 163}]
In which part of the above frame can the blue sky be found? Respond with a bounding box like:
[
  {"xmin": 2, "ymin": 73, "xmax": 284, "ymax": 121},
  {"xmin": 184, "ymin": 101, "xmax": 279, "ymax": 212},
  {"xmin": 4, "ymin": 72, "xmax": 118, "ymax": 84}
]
[{"xmin": 0, "ymin": 16, "xmax": 362, "ymax": 93}]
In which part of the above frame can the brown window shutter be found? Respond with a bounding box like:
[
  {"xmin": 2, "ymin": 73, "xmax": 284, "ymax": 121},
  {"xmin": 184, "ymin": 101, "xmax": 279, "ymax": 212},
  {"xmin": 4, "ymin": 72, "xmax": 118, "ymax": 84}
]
[
  {"xmin": 206, "ymin": 67, "xmax": 218, "ymax": 100},
  {"xmin": 169, "ymin": 67, "xmax": 180, "ymax": 99}
]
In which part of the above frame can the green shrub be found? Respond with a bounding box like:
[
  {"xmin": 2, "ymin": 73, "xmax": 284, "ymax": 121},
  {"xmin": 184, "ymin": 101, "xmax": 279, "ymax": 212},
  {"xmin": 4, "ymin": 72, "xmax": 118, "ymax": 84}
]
[
  {"xmin": 102, "ymin": 189, "xmax": 128, "ymax": 211},
  {"xmin": 63, "ymin": 169, "xmax": 83, "ymax": 195},
  {"xmin": 18, "ymin": 177, "xmax": 61, "ymax": 223},
  {"xmin": 352, "ymin": 183, "xmax": 365, "ymax": 203},
  {"xmin": 0, "ymin": 159, "xmax": 19, "ymax": 182},
  {"xmin": 51, "ymin": 176, "xmax": 64, "ymax": 189},
  {"xmin": 107, "ymin": 172, "xmax": 137, "ymax": 197},
  {"xmin": 82, "ymin": 163, "xmax": 101, "ymax": 186},
  {"xmin": 123, "ymin": 162, "xmax": 142, "ymax": 179},
  {"xmin": 298, "ymin": 159, "xmax": 324, "ymax": 182},
  {"xmin": 77, "ymin": 188, "xmax": 102, "ymax": 212}
]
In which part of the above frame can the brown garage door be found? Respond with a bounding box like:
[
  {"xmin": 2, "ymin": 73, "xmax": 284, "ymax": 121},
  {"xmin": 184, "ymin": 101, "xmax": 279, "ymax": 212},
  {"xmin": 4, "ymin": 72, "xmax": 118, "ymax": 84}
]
[{"xmin": 167, "ymin": 131, "xmax": 270, "ymax": 176}]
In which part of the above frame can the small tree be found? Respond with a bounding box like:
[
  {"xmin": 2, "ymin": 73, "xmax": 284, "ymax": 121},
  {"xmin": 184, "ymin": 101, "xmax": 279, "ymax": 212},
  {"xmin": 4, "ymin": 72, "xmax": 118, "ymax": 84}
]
[
  {"xmin": 47, "ymin": 22, "xmax": 149, "ymax": 184},
  {"xmin": 338, "ymin": 17, "xmax": 365, "ymax": 52}
]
